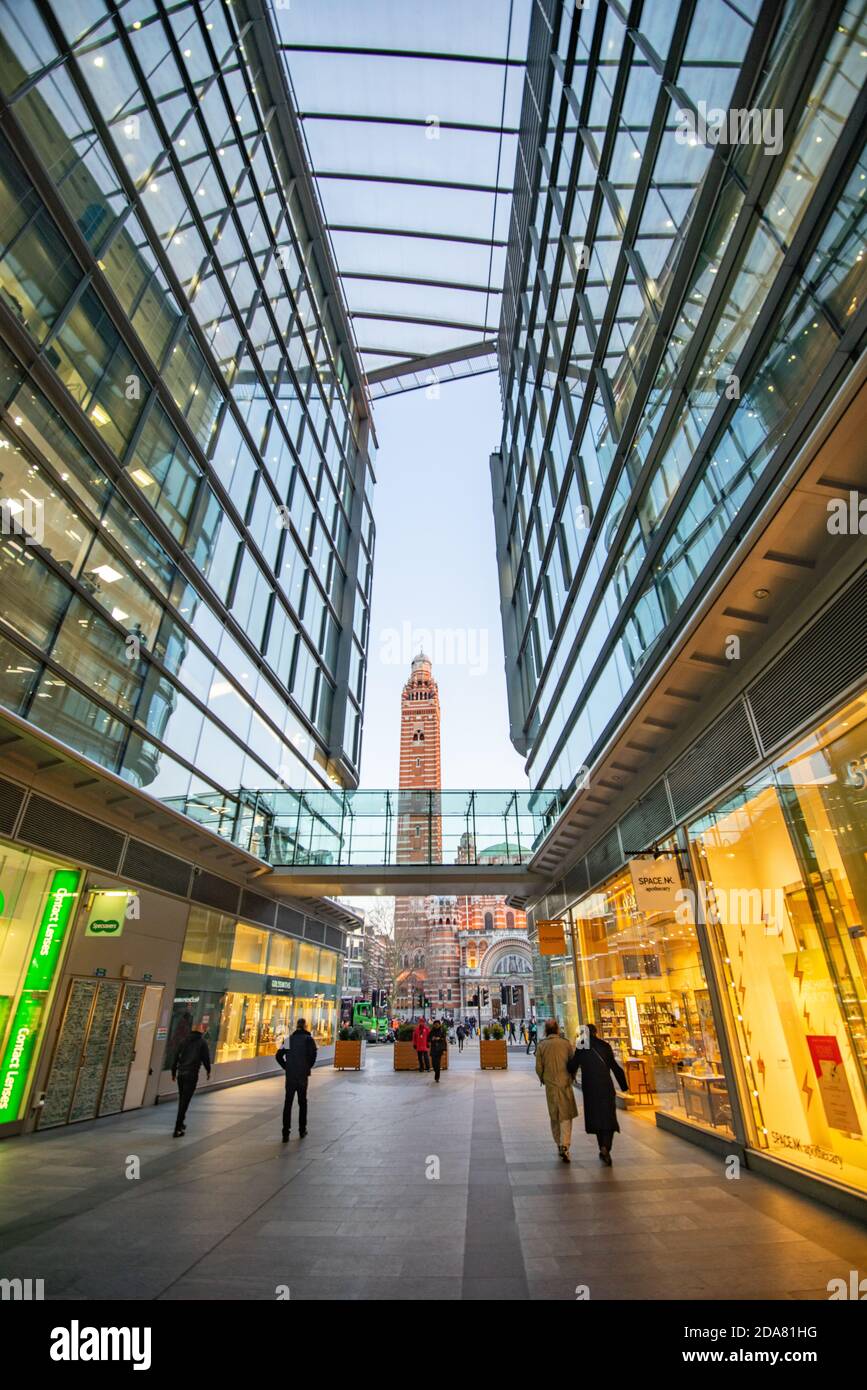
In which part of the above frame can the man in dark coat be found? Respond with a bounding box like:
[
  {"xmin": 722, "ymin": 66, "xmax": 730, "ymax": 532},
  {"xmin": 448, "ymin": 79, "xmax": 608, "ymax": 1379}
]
[
  {"xmin": 276, "ymin": 1018, "xmax": 317, "ymax": 1141},
  {"xmin": 456, "ymin": 1023, "xmax": 466, "ymax": 1052},
  {"xmin": 568, "ymin": 1023, "xmax": 628, "ymax": 1164},
  {"xmin": 429, "ymin": 1020, "xmax": 447, "ymax": 1082},
  {"xmin": 171, "ymin": 1024, "xmax": 211, "ymax": 1137}
]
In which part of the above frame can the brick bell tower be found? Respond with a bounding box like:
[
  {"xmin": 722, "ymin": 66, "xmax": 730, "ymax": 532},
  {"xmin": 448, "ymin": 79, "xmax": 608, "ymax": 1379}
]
[
  {"xmin": 397, "ymin": 651, "xmax": 441, "ymax": 861},
  {"xmin": 394, "ymin": 653, "xmax": 448, "ymax": 1013}
]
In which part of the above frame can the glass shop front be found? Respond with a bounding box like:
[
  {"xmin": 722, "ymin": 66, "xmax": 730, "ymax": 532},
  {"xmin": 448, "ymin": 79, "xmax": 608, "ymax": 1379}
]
[
  {"xmin": 688, "ymin": 691, "xmax": 867, "ymax": 1196},
  {"xmin": 570, "ymin": 862, "xmax": 734, "ymax": 1137},
  {"xmin": 553, "ymin": 688, "xmax": 867, "ymax": 1202},
  {"xmin": 163, "ymin": 907, "xmax": 341, "ymax": 1086}
]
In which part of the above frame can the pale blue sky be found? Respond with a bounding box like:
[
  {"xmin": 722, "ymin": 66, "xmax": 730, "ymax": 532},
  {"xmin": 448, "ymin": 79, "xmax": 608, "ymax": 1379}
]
[{"xmin": 358, "ymin": 372, "xmax": 528, "ymax": 790}]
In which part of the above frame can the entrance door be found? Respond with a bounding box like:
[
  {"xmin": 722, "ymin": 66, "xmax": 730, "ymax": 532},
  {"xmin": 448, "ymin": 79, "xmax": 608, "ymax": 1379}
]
[
  {"xmin": 38, "ymin": 977, "xmax": 159, "ymax": 1128},
  {"xmin": 123, "ymin": 985, "xmax": 163, "ymax": 1111}
]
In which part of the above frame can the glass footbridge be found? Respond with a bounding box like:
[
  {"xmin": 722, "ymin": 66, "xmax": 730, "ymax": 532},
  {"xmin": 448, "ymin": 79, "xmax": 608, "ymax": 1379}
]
[{"xmin": 164, "ymin": 788, "xmax": 567, "ymax": 897}]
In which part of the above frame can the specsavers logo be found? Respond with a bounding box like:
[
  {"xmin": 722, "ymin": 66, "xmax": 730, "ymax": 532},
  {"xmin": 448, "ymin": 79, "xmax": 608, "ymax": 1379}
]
[{"xmin": 50, "ymin": 1321, "xmax": 152, "ymax": 1371}]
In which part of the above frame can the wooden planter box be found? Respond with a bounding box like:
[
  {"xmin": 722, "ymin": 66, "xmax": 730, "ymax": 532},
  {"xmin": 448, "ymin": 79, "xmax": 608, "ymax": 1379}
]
[
  {"xmin": 393, "ymin": 1042, "xmax": 449, "ymax": 1071},
  {"xmin": 480, "ymin": 1039, "xmax": 508, "ymax": 1070},
  {"xmin": 333, "ymin": 1039, "xmax": 365, "ymax": 1070}
]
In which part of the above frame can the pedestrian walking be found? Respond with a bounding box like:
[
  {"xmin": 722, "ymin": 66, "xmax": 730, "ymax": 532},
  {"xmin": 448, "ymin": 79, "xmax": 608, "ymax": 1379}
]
[
  {"xmin": 568, "ymin": 1023, "xmax": 628, "ymax": 1165},
  {"xmin": 526, "ymin": 1020, "xmax": 538, "ymax": 1054},
  {"xmin": 508, "ymin": 1018, "xmax": 517, "ymax": 1044},
  {"xmin": 170, "ymin": 1022, "xmax": 211, "ymax": 1137},
  {"xmin": 276, "ymin": 1017, "xmax": 317, "ymax": 1142},
  {"xmin": 412, "ymin": 1016, "xmax": 431, "ymax": 1072},
  {"xmin": 430, "ymin": 1020, "xmax": 447, "ymax": 1083},
  {"xmin": 535, "ymin": 1019, "xmax": 577, "ymax": 1162},
  {"xmin": 456, "ymin": 1023, "xmax": 466, "ymax": 1052}
]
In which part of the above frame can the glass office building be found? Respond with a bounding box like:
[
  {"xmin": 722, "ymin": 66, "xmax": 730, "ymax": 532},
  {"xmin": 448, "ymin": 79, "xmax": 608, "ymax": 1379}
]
[
  {"xmin": 0, "ymin": 0, "xmax": 375, "ymax": 813},
  {"xmin": 495, "ymin": 0, "xmax": 867, "ymax": 1208},
  {"xmin": 493, "ymin": 0, "xmax": 865, "ymax": 791}
]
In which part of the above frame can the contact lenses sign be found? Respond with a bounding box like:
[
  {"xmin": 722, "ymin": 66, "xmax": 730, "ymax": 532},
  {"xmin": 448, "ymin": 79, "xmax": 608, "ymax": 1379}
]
[{"xmin": 0, "ymin": 869, "xmax": 81, "ymax": 1120}]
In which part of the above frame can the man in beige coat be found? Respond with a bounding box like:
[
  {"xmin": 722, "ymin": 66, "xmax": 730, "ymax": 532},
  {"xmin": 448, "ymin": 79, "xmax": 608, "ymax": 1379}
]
[{"xmin": 535, "ymin": 1019, "xmax": 578, "ymax": 1162}]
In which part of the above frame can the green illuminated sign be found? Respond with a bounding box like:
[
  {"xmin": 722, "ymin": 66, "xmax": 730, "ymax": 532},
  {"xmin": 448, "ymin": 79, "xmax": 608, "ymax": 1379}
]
[{"xmin": 0, "ymin": 869, "xmax": 81, "ymax": 1120}]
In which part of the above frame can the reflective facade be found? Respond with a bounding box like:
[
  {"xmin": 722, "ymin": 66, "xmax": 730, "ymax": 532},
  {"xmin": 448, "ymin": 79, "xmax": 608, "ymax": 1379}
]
[
  {"xmin": 0, "ymin": 0, "xmax": 375, "ymax": 813},
  {"xmin": 492, "ymin": 0, "xmax": 867, "ymax": 793}
]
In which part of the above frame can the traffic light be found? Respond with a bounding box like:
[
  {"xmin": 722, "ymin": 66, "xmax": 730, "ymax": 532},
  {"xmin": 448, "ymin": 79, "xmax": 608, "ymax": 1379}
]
[
  {"xmin": 469, "ymin": 991, "xmax": 479, "ymax": 1007},
  {"xmin": 511, "ymin": 986, "xmax": 520, "ymax": 1005},
  {"xmin": 482, "ymin": 989, "xmax": 489, "ymax": 1007},
  {"xmin": 500, "ymin": 984, "xmax": 509, "ymax": 1004}
]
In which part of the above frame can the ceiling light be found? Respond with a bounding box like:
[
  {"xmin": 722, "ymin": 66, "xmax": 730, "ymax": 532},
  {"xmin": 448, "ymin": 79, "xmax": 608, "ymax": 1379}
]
[
  {"xmin": 131, "ymin": 468, "xmax": 155, "ymax": 487},
  {"xmin": 90, "ymin": 405, "xmax": 111, "ymax": 427},
  {"xmin": 92, "ymin": 563, "xmax": 122, "ymax": 584},
  {"xmin": 754, "ymin": 588, "xmax": 769, "ymax": 600}
]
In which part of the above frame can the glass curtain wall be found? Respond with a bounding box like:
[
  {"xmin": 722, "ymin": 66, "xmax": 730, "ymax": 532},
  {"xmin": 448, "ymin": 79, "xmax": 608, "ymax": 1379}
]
[
  {"xmin": 494, "ymin": 0, "xmax": 867, "ymax": 795},
  {"xmin": 0, "ymin": 0, "xmax": 373, "ymax": 817}
]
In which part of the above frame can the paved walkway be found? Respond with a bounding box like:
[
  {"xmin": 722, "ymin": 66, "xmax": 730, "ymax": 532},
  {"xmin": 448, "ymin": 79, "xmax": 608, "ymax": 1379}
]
[{"xmin": 1, "ymin": 1046, "xmax": 865, "ymax": 1300}]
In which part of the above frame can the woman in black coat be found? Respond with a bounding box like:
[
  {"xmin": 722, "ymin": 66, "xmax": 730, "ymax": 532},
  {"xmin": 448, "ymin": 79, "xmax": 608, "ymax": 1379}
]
[{"xmin": 568, "ymin": 1023, "xmax": 629, "ymax": 1164}]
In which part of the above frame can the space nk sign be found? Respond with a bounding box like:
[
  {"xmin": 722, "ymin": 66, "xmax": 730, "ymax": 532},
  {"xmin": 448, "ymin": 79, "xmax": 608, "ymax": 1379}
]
[{"xmin": 628, "ymin": 858, "xmax": 682, "ymax": 915}]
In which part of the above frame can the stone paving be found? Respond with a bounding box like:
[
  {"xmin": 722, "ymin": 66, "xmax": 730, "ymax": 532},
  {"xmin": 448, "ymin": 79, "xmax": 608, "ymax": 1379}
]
[{"xmin": 0, "ymin": 1044, "xmax": 865, "ymax": 1300}]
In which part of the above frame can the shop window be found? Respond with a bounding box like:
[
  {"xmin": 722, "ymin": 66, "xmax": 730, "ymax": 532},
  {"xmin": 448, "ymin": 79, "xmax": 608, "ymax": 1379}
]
[
  {"xmin": 296, "ymin": 941, "xmax": 319, "ymax": 981},
  {"xmin": 258, "ymin": 994, "xmax": 292, "ymax": 1055},
  {"xmin": 163, "ymin": 988, "xmax": 224, "ymax": 1070},
  {"xmin": 267, "ymin": 933, "xmax": 298, "ymax": 978},
  {"xmin": 572, "ymin": 862, "xmax": 733, "ymax": 1136},
  {"xmin": 689, "ymin": 693, "xmax": 867, "ymax": 1194},
  {"xmin": 293, "ymin": 993, "xmax": 335, "ymax": 1046},
  {"xmin": 215, "ymin": 991, "xmax": 261, "ymax": 1064},
  {"xmin": 180, "ymin": 907, "xmax": 234, "ymax": 970},
  {"xmin": 317, "ymin": 949, "xmax": 338, "ymax": 984},
  {"xmin": 230, "ymin": 922, "xmax": 269, "ymax": 974},
  {"xmin": 0, "ymin": 846, "xmax": 81, "ymax": 1122}
]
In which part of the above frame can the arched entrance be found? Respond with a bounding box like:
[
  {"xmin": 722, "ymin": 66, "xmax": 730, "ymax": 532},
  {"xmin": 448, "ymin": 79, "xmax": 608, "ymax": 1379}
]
[{"xmin": 484, "ymin": 943, "xmax": 534, "ymax": 1022}]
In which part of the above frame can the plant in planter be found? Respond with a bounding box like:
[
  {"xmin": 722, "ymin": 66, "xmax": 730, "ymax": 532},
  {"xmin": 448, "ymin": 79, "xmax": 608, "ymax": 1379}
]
[
  {"xmin": 334, "ymin": 1023, "xmax": 366, "ymax": 1070},
  {"xmin": 480, "ymin": 1021, "xmax": 508, "ymax": 1070},
  {"xmin": 394, "ymin": 1020, "xmax": 422, "ymax": 1070}
]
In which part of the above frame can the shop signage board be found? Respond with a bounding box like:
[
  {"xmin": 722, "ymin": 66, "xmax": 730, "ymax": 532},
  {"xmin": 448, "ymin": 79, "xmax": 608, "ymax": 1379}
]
[
  {"xmin": 806, "ymin": 1035, "xmax": 862, "ymax": 1134},
  {"xmin": 0, "ymin": 869, "xmax": 81, "ymax": 1121},
  {"xmin": 265, "ymin": 975, "xmax": 295, "ymax": 996},
  {"xmin": 85, "ymin": 890, "xmax": 132, "ymax": 938},
  {"xmin": 629, "ymin": 858, "xmax": 682, "ymax": 915},
  {"xmin": 536, "ymin": 919, "xmax": 566, "ymax": 955}
]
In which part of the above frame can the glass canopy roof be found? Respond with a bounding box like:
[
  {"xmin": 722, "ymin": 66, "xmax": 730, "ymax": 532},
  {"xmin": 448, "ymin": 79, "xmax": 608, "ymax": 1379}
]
[{"xmin": 267, "ymin": 0, "xmax": 532, "ymax": 395}]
